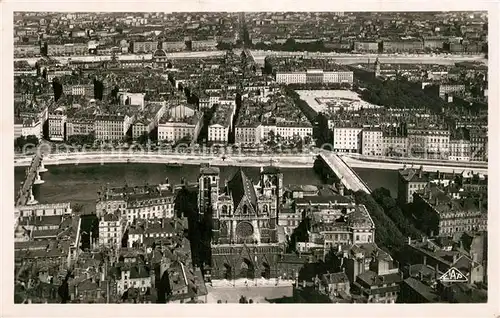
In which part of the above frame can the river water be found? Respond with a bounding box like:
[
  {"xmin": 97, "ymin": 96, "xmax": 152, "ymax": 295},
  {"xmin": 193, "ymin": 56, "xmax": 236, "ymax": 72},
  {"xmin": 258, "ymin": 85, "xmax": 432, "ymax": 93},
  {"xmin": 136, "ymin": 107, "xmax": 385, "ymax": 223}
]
[{"xmin": 14, "ymin": 163, "xmax": 397, "ymax": 213}]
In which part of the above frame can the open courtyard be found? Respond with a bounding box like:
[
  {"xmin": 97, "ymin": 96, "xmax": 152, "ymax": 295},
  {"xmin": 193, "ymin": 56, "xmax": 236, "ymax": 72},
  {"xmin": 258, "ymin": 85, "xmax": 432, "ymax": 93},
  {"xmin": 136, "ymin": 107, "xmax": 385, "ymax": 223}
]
[{"xmin": 296, "ymin": 90, "xmax": 382, "ymax": 113}]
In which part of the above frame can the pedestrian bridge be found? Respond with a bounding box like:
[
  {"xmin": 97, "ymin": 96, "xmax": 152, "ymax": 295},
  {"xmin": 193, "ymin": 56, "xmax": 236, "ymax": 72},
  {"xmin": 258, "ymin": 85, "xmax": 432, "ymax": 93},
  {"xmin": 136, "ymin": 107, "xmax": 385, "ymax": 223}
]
[
  {"xmin": 317, "ymin": 152, "xmax": 372, "ymax": 194},
  {"xmin": 16, "ymin": 151, "xmax": 47, "ymax": 206}
]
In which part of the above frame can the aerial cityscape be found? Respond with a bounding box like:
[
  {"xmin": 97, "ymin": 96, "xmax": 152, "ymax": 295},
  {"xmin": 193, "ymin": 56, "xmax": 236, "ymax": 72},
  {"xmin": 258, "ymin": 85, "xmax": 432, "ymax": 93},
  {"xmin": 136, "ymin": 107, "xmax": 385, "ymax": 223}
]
[{"xmin": 13, "ymin": 11, "xmax": 488, "ymax": 304}]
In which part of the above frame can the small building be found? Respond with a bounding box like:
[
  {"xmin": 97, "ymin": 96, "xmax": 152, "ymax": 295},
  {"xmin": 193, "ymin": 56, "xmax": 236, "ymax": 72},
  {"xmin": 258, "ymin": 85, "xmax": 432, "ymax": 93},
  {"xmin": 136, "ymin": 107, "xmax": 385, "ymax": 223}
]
[{"xmin": 319, "ymin": 272, "xmax": 351, "ymax": 302}]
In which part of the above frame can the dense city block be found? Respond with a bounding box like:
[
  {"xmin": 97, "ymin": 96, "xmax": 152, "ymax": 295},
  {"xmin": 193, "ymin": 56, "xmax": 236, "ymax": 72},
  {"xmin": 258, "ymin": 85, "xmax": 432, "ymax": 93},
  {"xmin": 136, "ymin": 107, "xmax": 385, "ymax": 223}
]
[{"xmin": 13, "ymin": 11, "xmax": 488, "ymax": 304}]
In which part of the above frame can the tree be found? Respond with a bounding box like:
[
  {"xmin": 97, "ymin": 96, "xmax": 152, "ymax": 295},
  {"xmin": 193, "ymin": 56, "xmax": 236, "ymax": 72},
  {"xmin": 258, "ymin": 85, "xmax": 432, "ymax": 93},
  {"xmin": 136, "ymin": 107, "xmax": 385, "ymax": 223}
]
[
  {"xmin": 371, "ymin": 187, "xmax": 422, "ymax": 240},
  {"xmin": 137, "ymin": 132, "xmax": 149, "ymax": 145},
  {"xmin": 15, "ymin": 136, "xmax": 27, "ymax": 150},
  {"xmin": 25, "ymin": 135, "xmax": 39, "ymax": 146},
  {"xmin": 353, "ymin": 191, "xmax": 405, "ymax": 254},
  {"xmin": 216, "ymin": 42, "xmax": 233, "ymax": 51},
  {"xmin": 239, "ymin": 296, "xmax": 248, "ymax": 303},
  {"xmin": 287, "ymin": 217, "xmax": 311, "ymax": 253},
  {"xmin": 267, "ymin": 130, "xmax": 276, "ymax": 146},
  {"xmin": 72, "ymin": 203, "xmax": 84, "ymax": 214}
]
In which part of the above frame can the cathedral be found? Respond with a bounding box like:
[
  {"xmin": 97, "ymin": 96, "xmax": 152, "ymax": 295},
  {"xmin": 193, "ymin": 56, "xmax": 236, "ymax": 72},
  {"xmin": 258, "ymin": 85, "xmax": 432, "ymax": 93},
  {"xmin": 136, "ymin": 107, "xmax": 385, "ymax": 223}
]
[{"xmin": 197, "ymin": 164, "xmax": 284, "ymax": 281}]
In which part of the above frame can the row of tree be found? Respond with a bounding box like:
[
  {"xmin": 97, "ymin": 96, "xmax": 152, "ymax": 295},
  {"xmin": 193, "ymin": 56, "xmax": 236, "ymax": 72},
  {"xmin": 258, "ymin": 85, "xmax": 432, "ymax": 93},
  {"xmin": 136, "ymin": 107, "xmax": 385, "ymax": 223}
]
[
  {"xmin": 15, "ymin": 135, "xmax": 39, "ymax": 150},
  {"xmin": 371, "ymin": 188, "xmax": 423, "ymax": 240},
  {"xmin": 353, "ymin": 190, "xmax": 406, "ymax": 256},
  {"xmin": 286, "ymin": 83, "xmax": 352, "ymax": 91},
  {"xmin": 357, "ymin": 76, "xmax": 446, "ymax": 114},
  {"xmin": 67, "ymin": 134, "xmax": 95, "ymax": 145},
  {"xmin": 253, "ymin": 39, "xmax": 341, "ymax": 53},
  {"xmin": 217, "ymin": 38, "xmax": 353, "ymax": 54}
]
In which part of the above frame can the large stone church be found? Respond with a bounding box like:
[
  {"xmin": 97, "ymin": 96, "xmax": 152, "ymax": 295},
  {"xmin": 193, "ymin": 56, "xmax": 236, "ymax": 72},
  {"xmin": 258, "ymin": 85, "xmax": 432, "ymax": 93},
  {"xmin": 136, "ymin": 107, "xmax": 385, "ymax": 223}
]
[{"xmin": 197, "ymin": 164, "xmax": 284, "ymax": 281}]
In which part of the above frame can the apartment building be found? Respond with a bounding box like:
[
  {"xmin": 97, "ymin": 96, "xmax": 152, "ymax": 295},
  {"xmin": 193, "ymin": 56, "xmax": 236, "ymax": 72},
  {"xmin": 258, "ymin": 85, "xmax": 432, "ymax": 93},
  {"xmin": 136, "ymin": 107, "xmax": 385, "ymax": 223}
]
[
  {"xmin": 96, "ymin": 183, "xmax": 175, "ymax": 225},
  {"xmin": 439, "ymin": 84, "xmax": 466, "ymax": 98},
  {"xmin": 449, "ymin": 138, "xmax": 471, "ymax": 161},
  {"xmin": 332, "ymin": 127, "xmax": 363, "ymax": 153},
  {"xmin": 407, "ymin": 128, "xmax": 450, "ymax": 160},
  {"xmin": 208, "ymin": 104, "xmax": 235, "ymax": 144},
  {"xmin": 14, "ymin": 118, "xmax": 23, "ymax": 139},
  {"xmin": 48, "ymin": 109, "xmax": 66, "ymax": 142},
  {"xmin": 66, "ymin": 117, "xmax": 94, "ymax": 137},
  {"xmin": 131, "ymin": 120, "xmax": 149, "ymax": 139},
  {"xmin": 14, "ymin": 44, "xmax": 41, "ymax": 58},
  {"xmin": 132, "ymin": 41, "xmax": 158, "ymax": 54},
  {"xmin": 412, "ymin": 187, "xmax": 487, "ymax": 237},
  {"xmin": 382, "ymin": 133, "xmax": 408, "ymax": 157},
  {"xmin": 354, "ymin": 41, "xmax": 379, "ymax": 52},
  {"xmin": 191, "ymin": 39, "xmax": 217, "ymax": 51},
  {"xmin": 161, "ymin": 41, "xmax": 186, "ymax": 52},
  {"xmin": 118, "ymin": 92, "xmax": 145, "ymax": 110},
  {"xmin": 235, "ymin": 124, "xmax": 259, "ymax": 144},
  {"xmin": 361, "ymin": 128, "xmax": 383, "ymax": 156},
  {"xmin": 275, "ymin": 70, "xmax": 353, "ymax": 84},
  {"xmin": 95, "ymin": 114, "xmax": 133, "ymax": 141},
  {"xmin": 127, "ymin": 218, "xmax": 176, "ymax": 248},
  {"xmin": 98, "ymin": 211, "xmax": 126, "ymax": 249},
  {"xmin": 158, "ymin": 111, "xmax": 202, "ymax": 143},
  {"xmin": 398, "ymin": 167, "xmax": 431, "ymax": 204},
  {"xmin": 47, "ymin": 43, "xmax": 88, "ymax": 56},
  {"xmin": 306, "ymin": 202, "xmax": 375, "ymax": 250},
  {"xmin": 125, "ymin": 189, "xmax": 175, "ymax": 223},
  {"xmin": 469, "ymin": 128, "xmax": 487, "ymax": 162},
  {"xmin": 278, "ymin": 205, "xmax": 303, "ymax": 238},
  {"xmin": 276, "ymin": 123, "xmax": 313, "ymax": 140},
  {"xmin": 383, "ymin": 40, "xmax": 424, "ymax": 53},
  {"xmin": 15, "ymin": 202, "xmax": 72, "ymax": 219},
  {"xmin": 294, "ymin": 195, "xmax": 375, "ymax": 254},
  {"xmin": 63, "ymin": 84, "xmax": 93, "ymax": 97},
  {"xmin": 20, "ymin": 118, "xmax": 43, "ymax": 138},
  {"xmin": 276, "ymin": 72, "xmax": 307, "ymax": 84},
  {"xmin": 423, "ymin": 37, "xmax": 447, "ymax": 49}
]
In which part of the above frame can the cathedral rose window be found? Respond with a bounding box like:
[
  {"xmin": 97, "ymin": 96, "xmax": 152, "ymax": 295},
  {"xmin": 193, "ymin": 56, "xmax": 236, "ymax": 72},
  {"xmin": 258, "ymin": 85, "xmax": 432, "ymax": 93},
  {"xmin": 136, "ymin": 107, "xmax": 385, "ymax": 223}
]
[{"xmin": 236, "ymin": 221, "xmax": 254, "ymax": 238}]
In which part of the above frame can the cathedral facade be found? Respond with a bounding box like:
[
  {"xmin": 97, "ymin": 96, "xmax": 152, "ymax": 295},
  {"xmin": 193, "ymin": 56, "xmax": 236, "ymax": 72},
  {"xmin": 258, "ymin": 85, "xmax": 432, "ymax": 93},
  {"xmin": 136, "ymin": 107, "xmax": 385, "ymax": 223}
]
[{"xmin": 198, "ymin": 165, "xmax": 284, "ymax": 281}]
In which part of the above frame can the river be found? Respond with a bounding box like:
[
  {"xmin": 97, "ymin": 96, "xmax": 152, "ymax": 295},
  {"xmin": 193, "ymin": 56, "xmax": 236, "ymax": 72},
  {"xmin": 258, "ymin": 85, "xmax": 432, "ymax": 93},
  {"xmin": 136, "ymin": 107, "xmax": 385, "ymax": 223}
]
[{"xmin": 14, "ymin": 163, "xmax": 398, "ymax": 213}]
